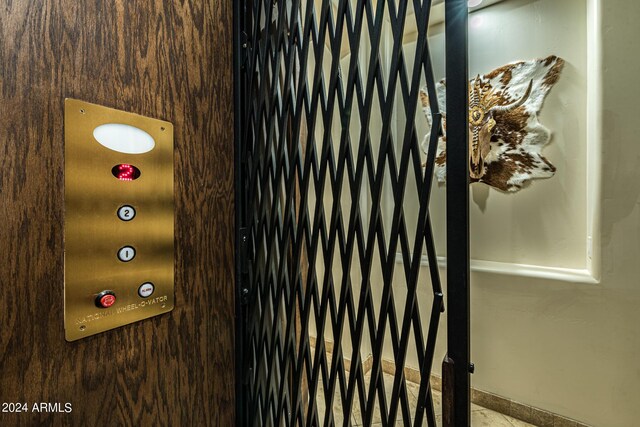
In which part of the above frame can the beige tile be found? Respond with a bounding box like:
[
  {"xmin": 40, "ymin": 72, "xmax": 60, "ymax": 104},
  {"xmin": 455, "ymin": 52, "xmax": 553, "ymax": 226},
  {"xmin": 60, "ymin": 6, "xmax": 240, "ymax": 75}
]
[
  {"xmin": 553, "ymin": 416, "xmax": 578, "ymax": 427},
  {"xmin": 429, "ymin": 388, "xmax": 443, "ymax": 415},
  {"xmin": 404, "ymin": 375, "xmax": 442, "ymax": 420},
  {"xmin": 530, "ymin": 407, "xmax": 554, "ymax": 427},
  {"xmin": 471, "ymin": 402, "xmax": 486, "ymax": 412},
  {"xmin": 353, "ymin": 371, "xmax": 430, "ymax": 426},
  {"xmin": 505, "ymin": 416, "xmax": 536, "ymax": 427},
  {"xmin": 383, "ymin": 371, "xmax": 395, "ymax": 395},
  {"xmin": 472, "ymin": 410, "xmax": 518, "ymax": 427},
  {"xmin": 510, "ymin": 401, "xmax": 533, "ymax": 423},
  {"xmin": 304, "ymin": 356, "xmax": 584, "ymax": 427},
  {"xmin": 383, "ymin": 373, "xmax": 404, "ymax": 423},
  {"xmin": 422, "ymin": 407, "xmax": 443, "ymax": 427},
  {"xmin": 312, "ymin": 376, "xmax": 352, "ymax": 427},
  {"xmin": 404, "ymin": 377, "xmax": 420, "ymax": 399},
  {"xmin": 350, "ymin": 403, "xmax": 363, "ymax": 427},
  {"xmin": 351, "ymin": 395, "xmax": 382, "ymax": 425},
  {"xmin": 367, "ymin": 419, "xmax": 420, "ymax": 427},
  {"xmin": 407, "ymin": 396, "xmax": 418, "ymax": 421},
  {"xmin": 392, "ymin": 416, "xmax": 411, "ymax": 426}
]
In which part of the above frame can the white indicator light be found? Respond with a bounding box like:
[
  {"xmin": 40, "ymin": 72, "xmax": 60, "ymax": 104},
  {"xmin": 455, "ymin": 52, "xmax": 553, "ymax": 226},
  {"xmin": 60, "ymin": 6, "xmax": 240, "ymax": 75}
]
[{"xmin": 93, "ymin": 123, "xmax": 155, "ymax": 154}]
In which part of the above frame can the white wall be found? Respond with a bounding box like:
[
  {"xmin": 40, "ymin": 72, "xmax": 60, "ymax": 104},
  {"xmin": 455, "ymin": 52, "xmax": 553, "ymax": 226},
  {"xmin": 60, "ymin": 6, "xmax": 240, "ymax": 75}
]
[
  {"xmin": 404, "ymin": 0, "xmax": 592, "ymax": 274},
  {"xmin": 313, "ymin": 0, "xmax": 640, "ymax": 425},
  {"xmin": 389, "ymin": 0, "xmax": 640, "ymax": 425},
  {"xmin": 427, "ymin": 1, "xmax": 640, "ymax": 426}
]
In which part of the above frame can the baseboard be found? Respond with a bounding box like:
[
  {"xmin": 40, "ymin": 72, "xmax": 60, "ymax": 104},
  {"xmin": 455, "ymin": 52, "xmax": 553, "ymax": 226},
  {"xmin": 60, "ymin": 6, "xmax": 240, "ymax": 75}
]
[
  {"xmin": 309, "ymin": 337, "xmax": 591, "ymax": 427},
  {"xmin": 308, "ymin": 336, "xmax": 374, "ymax": 374},
  {"xmin": 380, "ymin": 359, "xmax": 592, "ymax": 427}
]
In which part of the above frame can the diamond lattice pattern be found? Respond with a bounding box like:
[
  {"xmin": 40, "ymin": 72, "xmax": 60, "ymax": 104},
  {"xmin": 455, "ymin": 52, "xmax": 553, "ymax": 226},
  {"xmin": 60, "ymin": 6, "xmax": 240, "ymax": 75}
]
[{"xmin": 241, "ymin": 0, "xmax": 445, "ymax": 425}]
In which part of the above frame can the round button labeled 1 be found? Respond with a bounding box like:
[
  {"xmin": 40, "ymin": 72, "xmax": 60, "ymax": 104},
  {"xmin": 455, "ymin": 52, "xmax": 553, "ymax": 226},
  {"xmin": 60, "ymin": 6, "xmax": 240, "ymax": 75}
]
[
  {"xmin": 117, "ymin": 205, "xmax": 136, "ymax": 221},
  {"xmin": 117, "ymin": 245, "xmax": 136, "ymax": 262},
  {"xmin": 138, "ymin": 282, "xmax": 155, "ymax": 298}
]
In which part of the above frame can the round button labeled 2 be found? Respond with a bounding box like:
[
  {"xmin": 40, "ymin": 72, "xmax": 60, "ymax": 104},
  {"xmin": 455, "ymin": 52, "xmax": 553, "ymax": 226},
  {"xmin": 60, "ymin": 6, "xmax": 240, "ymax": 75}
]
[
  {"xmin": 117, "ymin": 245, "xmax": 136, "ymax": 262},
  {"xmin": 138, "ymin": 282, "xmax": 155, "ymax": 298},
  {"xmin": 117, "ymin": 205, "xmax": 136, "ymax": 221}
]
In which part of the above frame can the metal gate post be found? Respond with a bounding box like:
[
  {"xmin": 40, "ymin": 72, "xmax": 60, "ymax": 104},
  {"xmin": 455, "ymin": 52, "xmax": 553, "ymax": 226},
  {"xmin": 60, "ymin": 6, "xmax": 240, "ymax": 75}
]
[
  {"xmin": 234, "ymin": 0, "xmax": 248, "ymax": 426},
  {"xmin": 443, "ymin": 0, "xmax": 471, "ymax": 426}
]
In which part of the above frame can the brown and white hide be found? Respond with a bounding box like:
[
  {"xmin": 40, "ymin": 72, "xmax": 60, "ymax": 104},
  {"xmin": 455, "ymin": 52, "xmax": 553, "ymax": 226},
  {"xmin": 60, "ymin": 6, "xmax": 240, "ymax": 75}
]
[{"xmin": 420, "ymin": 55, "xmax": 565, "ymax": 192}]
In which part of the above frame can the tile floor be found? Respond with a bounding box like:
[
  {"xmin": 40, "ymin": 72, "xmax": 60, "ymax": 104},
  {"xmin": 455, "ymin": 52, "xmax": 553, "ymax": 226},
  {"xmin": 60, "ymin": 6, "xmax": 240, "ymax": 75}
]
[{"xmin": 312, "ymin": 370, "xmax": 534, "ymax": 426}]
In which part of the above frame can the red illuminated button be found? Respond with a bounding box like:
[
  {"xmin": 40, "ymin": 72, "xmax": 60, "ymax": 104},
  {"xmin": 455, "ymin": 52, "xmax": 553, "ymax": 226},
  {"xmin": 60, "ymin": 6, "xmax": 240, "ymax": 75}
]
[{"xmin": 95, "ymin": 291, "xmax": 116, "ymax": 308}]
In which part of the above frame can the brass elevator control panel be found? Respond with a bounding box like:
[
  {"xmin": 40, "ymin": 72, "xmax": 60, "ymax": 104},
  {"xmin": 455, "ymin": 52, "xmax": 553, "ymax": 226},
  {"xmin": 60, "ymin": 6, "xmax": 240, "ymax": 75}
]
[{"xmin": 64, "ymin": 99, "xmax": 174, "ymax": 341}]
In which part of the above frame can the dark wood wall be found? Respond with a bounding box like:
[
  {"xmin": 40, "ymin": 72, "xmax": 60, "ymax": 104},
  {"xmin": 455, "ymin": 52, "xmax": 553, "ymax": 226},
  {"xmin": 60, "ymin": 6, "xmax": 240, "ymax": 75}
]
[{"xmin": 0, "ymin": 1, "xmax": 235, "ymax": 426}]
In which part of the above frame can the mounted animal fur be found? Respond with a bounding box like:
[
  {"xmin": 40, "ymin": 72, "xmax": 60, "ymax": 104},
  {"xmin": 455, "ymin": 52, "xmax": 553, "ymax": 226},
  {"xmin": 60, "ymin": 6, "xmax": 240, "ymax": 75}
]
[{"xmin": 420, "ymin": 55, "xmax": 565, "ymax": 192}]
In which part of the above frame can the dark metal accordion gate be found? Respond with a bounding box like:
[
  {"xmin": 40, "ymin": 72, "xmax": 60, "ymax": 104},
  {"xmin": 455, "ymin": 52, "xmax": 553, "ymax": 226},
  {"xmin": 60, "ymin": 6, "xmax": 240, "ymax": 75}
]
[{"xmin": 234, "ymin": 0, "xmax": 470, "ymax": 425}]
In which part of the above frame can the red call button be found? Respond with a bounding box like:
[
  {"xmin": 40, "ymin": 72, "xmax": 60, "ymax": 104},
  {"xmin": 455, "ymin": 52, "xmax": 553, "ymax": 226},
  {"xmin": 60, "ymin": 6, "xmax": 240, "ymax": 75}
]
[{"xmin": 95, "ymin": 291, "xmax": 116, "ymax": 308}]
